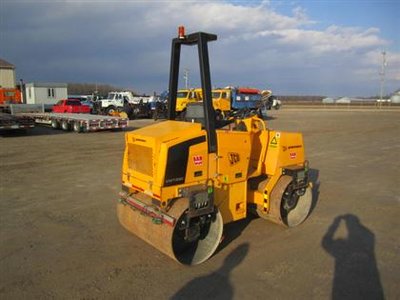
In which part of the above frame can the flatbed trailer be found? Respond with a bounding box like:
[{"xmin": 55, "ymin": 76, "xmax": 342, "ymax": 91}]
[
  {"xmin": 0, "ymin": 113, "xmax": 35, "ymax": 130},
  {"xmin": 19, "ymin": 112, "xmax": 128, "ymax": 133}
]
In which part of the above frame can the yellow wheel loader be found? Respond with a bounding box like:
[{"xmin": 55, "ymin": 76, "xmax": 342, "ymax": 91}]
[{"xmin": 118, "ymin": 28, "xmax": 313, "ymax": 265}]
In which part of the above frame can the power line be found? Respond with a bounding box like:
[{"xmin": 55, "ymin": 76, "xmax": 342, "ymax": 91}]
[
  {"xmin": 379, "ymin": 51, "xmax": 387, "ymax": 102},
  {"xmin": 183, "ymin": 68, "xmax": 189, "ymax": 89}
]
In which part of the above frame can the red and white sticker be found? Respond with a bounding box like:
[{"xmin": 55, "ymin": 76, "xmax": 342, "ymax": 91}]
[
  {"xmin": 193, "ymin": 155, "xmax": 203, "ymax": 166},
  {"xmin": 290, "ymin": 152, "xmax": 297, "ymax": 159}
]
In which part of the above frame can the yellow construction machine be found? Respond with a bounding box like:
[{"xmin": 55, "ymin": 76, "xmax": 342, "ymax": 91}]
[
  {"xmin": 118, "ymin": 28, "xmax": 313, "ymax": 265},
  {"xmin": 176, "ymin": 88, "xmax": 203, "ymax": 113}
]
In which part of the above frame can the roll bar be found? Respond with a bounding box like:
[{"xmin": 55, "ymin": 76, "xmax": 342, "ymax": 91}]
[{"xmin": 167, "ymin": 30, "xmax": 218, "ymax": 153}]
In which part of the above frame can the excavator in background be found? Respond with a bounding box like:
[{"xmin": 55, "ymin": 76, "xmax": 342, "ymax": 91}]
[{"xmin": 117, "ymin": 27, "xmax": 313, "ymax": 265}]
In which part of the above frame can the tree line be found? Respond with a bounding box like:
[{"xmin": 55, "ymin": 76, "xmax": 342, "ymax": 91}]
[{"xmin": 67, "ymin": 83, "xmax": 137, "ymax": 97}]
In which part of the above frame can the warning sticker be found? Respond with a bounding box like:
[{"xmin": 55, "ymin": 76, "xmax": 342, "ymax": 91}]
[
  {"xmin": 290, "ymin": 152, "xmax": 297, "ymax": 159},
  {"xmin": 270, "ymin": 132, "xmax": 281, "ymax": 148},
  {"xmin": 193, "ymin": 155, "xmax": 203, "ymax": 166},
  {"xmin": 270, "ymin": 136, "xmax": 278, "ymax": 148}
]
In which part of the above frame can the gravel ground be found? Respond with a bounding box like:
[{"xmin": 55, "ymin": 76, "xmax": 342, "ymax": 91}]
[{"xmin": 1, "ymin": 109, "xmax": 399, "ymax": 299}]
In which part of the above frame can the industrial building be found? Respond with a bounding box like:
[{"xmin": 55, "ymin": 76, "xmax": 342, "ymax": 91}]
[{"xmin": 0, "ymin": 58, "xmax": 16, "ymax": 88}]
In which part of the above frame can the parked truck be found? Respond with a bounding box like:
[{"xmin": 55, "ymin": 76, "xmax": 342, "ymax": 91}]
[
  {"xmin": 0, "ymin": 88, "xmax": 22, "ymax": 105},
  {"xmin": 93, "ymin": 91, "xmax": 157, "ymax": 119},
  {"xmin": 0, "ymin": 89, "xmax": 35, "ymax": 131},
  {"xmin": 52, "ymin": 99, "xmax": 91, "ymax": 114},
  {"xmin": 93, "ymin": 91, "xmax": 132, "ymax": 115},
  {"xmin": 212, "ymin": 86, "xmax": 263, "ymax": 118},
  {"xmin": 261, "ymin": 90, "xmax": 281, "ymax": 110},
  {"xmin": 0, "ymin": 88, "xmax": 23, "ymax": 114},
  {"xmin": 176, "ymin": 88, "xmax": 203, "ymax": 113}
]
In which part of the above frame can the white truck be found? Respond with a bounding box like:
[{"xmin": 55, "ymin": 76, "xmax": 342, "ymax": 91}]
[
  {"xmin": 269, "ymin": 95, "xmax": 282, "ymax": 110},
  {"xmin": 261, "ymin": 90, "xmax": 281, "ymax": 110},
  {"xmin": 94, "ymin": 91, "xmax": 158, "ymax": 118}
]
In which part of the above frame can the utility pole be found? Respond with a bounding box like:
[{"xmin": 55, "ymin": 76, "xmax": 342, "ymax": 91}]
[
  {"xmin": 94, "ymin": 82, "xmax": 98, "ymax": 100},
  {"xmin": 379, "ymin": 51, "xmax": 387, "ymax": 107},
  {"xmin": 183, "ymin": 68, "xmax": 189, "ymax": 89},
  {"xmin": 19, "ymin": 79, "xmax": 25, "ymax": 104}
]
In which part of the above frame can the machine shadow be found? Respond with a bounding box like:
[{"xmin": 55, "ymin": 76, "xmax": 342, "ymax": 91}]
[
  {"xmin": 322, "ymin": 214, "xmax": 384, "ymax": 300},
  {"xmin": 171, "ymin": 243, "xmax": 249, "ymax": 300},
  {"xmin": 262, "ymin": 115, "xmax": 276, "ymax": 121},
  {"xmin": 215, "ymin": 214, "xmax": 257, "ymax": 255},
  {"xmin": 0, "ymin": 126, "xmax": 67, "ymax": 137}
]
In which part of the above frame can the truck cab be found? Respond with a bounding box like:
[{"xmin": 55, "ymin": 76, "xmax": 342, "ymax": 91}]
[
  {"xmin": 212, "ymin": 88, "xmax": 231, "ymax": 112},
  {"xmin": 95, "ymin": 92, "xmax": 124, "ymax": 114},
  {"xmin": 212, "ymin": 87, "xmax": 262, "ymax": 114},
  {"xmin": 52, "ymin": 99, "xmax": 91, "ymax": 114},
  {"xmin": 95, "ymin": 91, "xmax": 136, "ymax": 114},
  {"xmin": 0, "ymin": 88, "xmax": 22, "ymax": 105},
  {"xmin": 176, "ymin": 88, "xmax": 203, "ymax": 112}
]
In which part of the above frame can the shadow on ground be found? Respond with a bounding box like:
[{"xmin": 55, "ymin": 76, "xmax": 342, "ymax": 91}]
[
  {"xmin": 171, "ymin": 243, "xmax": 249, "ymax": 300},
  {"xmin": 0, "ymin": 126, "xmax": 135, "ymax": 138},
  {"xmin": 0, "ymin": 127, "xmax": 67, "ymax": 137},
  {"xmin": 322, "ymin": 214, "xmax": 384, "ymax": 299},
  {"xmin": 263, "ymin": 115, "xmax": 276, "ymax": 121},
  {"xmin": 216, "ymin": 215, "xmax": 257, "ymax": 255}
]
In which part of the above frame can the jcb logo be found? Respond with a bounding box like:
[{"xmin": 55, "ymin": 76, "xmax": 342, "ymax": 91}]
[{"xmin": 228, "ymin": 152, "xmax": 240, "ymax": 165}]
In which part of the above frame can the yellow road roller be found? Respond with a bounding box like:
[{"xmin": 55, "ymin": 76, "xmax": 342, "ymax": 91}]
[{"xmin": 118, "ymin": 28, "xmax": 313, "ymax": 265}]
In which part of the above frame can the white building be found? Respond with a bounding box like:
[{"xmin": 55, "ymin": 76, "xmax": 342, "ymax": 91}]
[
  {"xmin": 25, "ymin": 82, "xmax": 68, "ymax": 104},
  {"xmin": 322, "ymin": 97, "xmax": 335, "ymax": 104},
  {"xmin": 0, "ymin": 58, "xmax": 16, "ymax": 88},
  {"xmin": 336, "ymin": 97, "xmax": 352, "ymax": 104},
  {"xmin": 390, "ymin": 91, "xmax": 400, "ymax": 103}
]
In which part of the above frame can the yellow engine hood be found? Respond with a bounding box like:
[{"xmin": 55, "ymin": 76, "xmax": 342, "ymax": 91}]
[
  {"xmin": 123, "ymin": 120, "xmax": 205, "ymax": 194},
  {"xmin": 130, "ymin": 120, "xmax": 202, "ymax": 141}
]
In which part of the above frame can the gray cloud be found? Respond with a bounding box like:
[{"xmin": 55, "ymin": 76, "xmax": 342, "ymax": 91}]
[{"xmin": 1, "ymin": 0, "xmax": 398, "ymax": 96}]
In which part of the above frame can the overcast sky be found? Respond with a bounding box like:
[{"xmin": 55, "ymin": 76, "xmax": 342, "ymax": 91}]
[{"xmin": 1, "ymin": 0, "xmax": 399, "ymax": 97}]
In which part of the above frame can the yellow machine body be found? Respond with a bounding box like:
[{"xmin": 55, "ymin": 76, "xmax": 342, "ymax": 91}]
[
  {"xmin": 120, "ymin": 116, "xmax": 312, "ymax": 264},
  {"xmin": 122, "ymin": 117, "xmax": 306, "ymax": 219},
  {"xmin": 118, "ymin": 29, "xmax": 312, "ymax": 265},
  {"xmin": 122, "ymin": 121, "xmax": 208, "ymax": 203}
]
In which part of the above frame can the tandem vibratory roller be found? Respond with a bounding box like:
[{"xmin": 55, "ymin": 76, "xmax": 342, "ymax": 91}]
[{"xmin": 117, "ymin": 26, "xmax": 313, "ymax": 265}]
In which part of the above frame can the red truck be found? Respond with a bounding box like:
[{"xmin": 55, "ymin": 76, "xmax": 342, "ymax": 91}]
[
  {"xmin": 0, "ymin": 88, "xmax": 22, "ymax": 105},
  {"xmin": 52, "ymin": 99, "xmax": 91, "ymax": 114}
]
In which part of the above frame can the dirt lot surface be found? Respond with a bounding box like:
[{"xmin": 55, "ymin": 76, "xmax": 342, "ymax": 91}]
[{"xmin": 1, "ymin": 109, "xmax": 399, "ymax": 299}]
